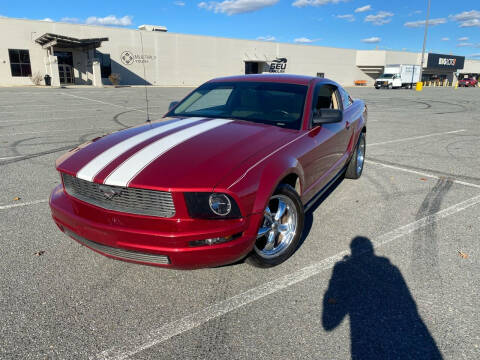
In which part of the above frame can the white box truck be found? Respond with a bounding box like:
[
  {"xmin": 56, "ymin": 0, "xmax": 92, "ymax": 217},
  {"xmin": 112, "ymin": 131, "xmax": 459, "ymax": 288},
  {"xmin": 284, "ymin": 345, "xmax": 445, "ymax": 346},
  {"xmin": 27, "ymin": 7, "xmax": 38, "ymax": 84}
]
[{"xmin": 375, "ymin": 64, "xmax": 421, "ymax": 89}]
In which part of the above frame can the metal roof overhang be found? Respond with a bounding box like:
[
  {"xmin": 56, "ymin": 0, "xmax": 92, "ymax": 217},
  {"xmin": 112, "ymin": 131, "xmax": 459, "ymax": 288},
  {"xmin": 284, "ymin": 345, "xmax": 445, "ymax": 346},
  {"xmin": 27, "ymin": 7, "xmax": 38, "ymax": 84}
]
[{"xmin": 35, "ymin": 33, "xmax": 109, "ymax": 49}]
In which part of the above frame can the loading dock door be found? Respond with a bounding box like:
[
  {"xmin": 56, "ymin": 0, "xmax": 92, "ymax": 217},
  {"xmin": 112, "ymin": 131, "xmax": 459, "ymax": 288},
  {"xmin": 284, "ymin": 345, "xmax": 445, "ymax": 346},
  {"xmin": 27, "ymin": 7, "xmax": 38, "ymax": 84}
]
[{"xmin": 245, "ymin": 61, "xmax": 266, "ymax": 74}]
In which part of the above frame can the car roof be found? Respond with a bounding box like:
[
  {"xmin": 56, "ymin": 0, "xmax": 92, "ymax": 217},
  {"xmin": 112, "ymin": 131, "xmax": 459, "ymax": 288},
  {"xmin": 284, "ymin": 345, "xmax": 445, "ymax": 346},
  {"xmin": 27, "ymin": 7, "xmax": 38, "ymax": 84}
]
[{"xmin": 208, "ymin": 74, "xmax": 330, "ymax": 86}]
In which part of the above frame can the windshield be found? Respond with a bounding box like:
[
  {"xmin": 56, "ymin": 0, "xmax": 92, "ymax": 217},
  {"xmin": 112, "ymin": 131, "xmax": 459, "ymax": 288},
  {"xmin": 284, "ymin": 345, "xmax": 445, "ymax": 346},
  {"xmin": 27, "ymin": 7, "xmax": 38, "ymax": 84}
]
[
  {"xmin": 379, "ymin": 74, "xmax": 394, "ymax": 79},
  {"xmin": 168, "ymin": 81, "xmax": 308, "ymax": 130}
]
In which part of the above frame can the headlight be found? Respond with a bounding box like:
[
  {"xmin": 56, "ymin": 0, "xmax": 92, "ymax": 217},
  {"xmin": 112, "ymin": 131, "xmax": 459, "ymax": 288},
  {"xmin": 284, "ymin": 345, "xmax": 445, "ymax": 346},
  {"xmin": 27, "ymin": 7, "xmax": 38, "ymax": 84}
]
[
  {"xmin": 184, "ymin": 192, "xmax": 241, "ymax": 219},
  {"xmin": 209, "ymin": 193, "xmax": 231, "ymax": 216}
]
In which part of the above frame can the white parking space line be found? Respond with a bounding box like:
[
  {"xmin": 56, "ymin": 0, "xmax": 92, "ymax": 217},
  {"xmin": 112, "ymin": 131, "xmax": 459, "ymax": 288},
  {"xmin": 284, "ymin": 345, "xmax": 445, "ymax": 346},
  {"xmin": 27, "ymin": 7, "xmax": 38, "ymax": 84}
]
[
  {"xmin": 60, "ymin": 93, "xmax": 162, "ymax": 116},
  {"xmin": 0, "ymin": 108, "xmax": 108, "ymax": 114},
  {"xmin": 0, "ymin": 155, "xmax": 28, "ymax": 161},
  {"xmin": 0, "ymin": 199, "xmax": 48, "ymax": 210},
  {"xmin": 0, "ymin": 127, "xmax": 121, "ymax": 137},
  {"xmin": 95, "ymin": 193, "xmax": 480, "ymax": 360},
  {"xmin": 0, "ymin": 103, "xmax": 88, "ymax": 108},
  {"xmin": 366, "ymin": 160, "xmax": 480, "ymax": 189},
  {"xmin": 368, "ymin": 129, "xmax": 465, "ymax": 147},
  {"xmin": 0, "ymin": 114, "xmax": 105, "ymax": 123}
]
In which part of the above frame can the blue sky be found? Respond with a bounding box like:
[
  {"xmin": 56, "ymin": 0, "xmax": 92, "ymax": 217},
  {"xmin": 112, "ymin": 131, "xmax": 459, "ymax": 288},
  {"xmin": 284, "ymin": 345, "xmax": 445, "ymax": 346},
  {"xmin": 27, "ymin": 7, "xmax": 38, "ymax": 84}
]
[{"xmin": 2, "ymin": 0, "xmax": 480, "ymax": 58}]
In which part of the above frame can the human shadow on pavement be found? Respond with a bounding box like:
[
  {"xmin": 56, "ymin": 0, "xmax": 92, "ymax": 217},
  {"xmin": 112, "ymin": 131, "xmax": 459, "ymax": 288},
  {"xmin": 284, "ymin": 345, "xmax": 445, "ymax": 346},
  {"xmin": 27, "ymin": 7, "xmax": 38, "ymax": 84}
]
[{"xmin": 322, "ymin": 236, "xmax": 443, "ymax": 360}]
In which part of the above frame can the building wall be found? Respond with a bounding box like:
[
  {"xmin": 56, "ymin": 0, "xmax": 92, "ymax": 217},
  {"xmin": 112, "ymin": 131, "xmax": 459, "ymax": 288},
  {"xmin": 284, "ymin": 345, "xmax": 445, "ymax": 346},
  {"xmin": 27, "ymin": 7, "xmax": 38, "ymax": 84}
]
[{"xmin": 1, "ymin": 17, "xmax": 479, "ymax": 87}]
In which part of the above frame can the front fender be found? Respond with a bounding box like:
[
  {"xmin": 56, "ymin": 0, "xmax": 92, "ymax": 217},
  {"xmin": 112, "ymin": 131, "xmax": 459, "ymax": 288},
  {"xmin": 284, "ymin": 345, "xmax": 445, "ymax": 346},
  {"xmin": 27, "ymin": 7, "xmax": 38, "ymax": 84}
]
[{"xmin": 221, "ymin": 154, "xmax": 305, "ymax": 217}]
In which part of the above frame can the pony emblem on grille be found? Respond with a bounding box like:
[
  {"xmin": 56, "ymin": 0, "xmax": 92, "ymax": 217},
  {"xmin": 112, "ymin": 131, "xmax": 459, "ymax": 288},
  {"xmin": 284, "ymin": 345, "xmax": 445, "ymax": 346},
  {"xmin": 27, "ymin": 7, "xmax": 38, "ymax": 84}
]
[{"xmin": 99, "ymin": 185, "xmax": 122, "ymax": 200}]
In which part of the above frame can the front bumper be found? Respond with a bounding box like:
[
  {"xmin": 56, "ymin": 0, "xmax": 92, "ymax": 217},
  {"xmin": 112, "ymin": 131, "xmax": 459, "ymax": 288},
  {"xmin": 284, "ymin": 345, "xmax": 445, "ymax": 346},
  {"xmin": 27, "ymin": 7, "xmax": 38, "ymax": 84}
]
[{"xmin": 49, "ymin": 185, "xmax": 262, "ymax": 269}]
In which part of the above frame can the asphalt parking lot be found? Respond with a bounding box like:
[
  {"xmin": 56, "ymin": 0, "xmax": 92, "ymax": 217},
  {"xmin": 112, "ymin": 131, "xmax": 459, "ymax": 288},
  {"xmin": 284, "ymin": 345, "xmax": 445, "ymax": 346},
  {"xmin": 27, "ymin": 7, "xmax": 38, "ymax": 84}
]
[{"xmin": 1, "ymin": 85, "xmax": 479, "ymax": 360}]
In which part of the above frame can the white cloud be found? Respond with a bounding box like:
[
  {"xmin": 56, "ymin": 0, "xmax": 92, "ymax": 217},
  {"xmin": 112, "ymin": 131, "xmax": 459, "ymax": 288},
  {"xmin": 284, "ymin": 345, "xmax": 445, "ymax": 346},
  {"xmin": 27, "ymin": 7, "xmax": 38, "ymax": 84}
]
[
  {"xmin": 364, "ymin": 11, "xmax": 393, "ymax": 25},
  {"xmin": 174, "ymin": 1, "xmax": 186, "ymax": 5},
  {"xmin": 198, "ymin": 0, "xmax": 278, "ymax": 15},
  {"xmin": 85, "ymin": 15, "xmax": 132, "ymax": 26},
  {"xmin": 450, "ymin": 10, "xmax": 480, "ymax": 27},
  {"xmin": 403, "ymin": 18, "xmax": 446, "ymax": 28},
  {"xmin": 361, "ymin": 36, "xmax": 381, "ymax": 43},
  {"xmin": 336, "ymin": 14, "xmax": 355, "ymax": 22},
  {"xmin": 292, "ymin": 0, "xmax": 349, "ymax": 8},
  {"xmin": 459, "ymin": 19, "xmax": 480, "ymax": 27},
  {"xmin": 257, "ymin": 35, "xmax": 276, "ymax": 41},
  {"xmin": 468, "ymin": 53, "xmax": 480, "ymax": 58},
  {"xmin": 41, "ymin": 18, "xmax": 53, "ymax": 22},
  {"xmin": 441, "ymin": 37, "xmax": 450, "ymax": 41},
  {"xmin": 354, "ymin": 5, "xmax": 371, "ymax": 13},
  {"xmin": 457, "ymin": 42, "xmax": 473, "ymax": 47},
  {"xmin": 458, "ymin": 36, "xmax": 469, "ymax": 41},
  {"xmin": 294, "ymin": 37, "xmax": 318, "ymax": 43},
  {"xmin": 60, "ymin": 17, "xmax": 80, "ymax": 23}
]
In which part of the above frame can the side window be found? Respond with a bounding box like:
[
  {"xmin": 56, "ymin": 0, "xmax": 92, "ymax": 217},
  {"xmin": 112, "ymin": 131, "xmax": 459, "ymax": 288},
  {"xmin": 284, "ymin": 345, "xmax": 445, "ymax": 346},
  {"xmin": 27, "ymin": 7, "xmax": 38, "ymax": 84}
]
[
  {"xmin": 339, "ymin": 88, "xmax": 352, "ymax": 109},
  {"xmin": 313, "ymin": 84, "xmax": 342, "ymax": 111}
]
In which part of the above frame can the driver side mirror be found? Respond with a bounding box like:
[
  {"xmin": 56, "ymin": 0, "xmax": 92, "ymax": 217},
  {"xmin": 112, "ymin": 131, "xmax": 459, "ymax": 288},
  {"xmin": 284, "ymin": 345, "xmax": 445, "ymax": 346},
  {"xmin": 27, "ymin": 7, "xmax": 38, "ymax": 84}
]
[
  {"xmin": 168, "ymin": 101, "xmax": 179, "ymax": 111},
  {"xmin": 312, "ymin": 109, "xmax": 343, "ymax": 125}
]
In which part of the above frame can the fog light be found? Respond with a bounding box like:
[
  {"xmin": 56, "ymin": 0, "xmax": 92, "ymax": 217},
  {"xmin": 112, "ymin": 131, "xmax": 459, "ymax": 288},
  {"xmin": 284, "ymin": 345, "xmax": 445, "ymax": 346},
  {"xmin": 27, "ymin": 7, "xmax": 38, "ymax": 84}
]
[
  {"xmin": 189, "ymin": 236, "xmax": 231, "ymax": 247},
  {"xmin": 188, "ymin": 233, "xmax": 241, "ymax": 247}
]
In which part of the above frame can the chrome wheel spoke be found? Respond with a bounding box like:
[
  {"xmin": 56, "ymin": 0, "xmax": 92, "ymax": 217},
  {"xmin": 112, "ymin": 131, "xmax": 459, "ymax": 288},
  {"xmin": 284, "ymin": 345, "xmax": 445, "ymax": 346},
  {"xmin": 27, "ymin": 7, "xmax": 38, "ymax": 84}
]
[
  {"xmin": 264, "ymin": 206, "xmax": 274, "ymax": 223},
  {"xmin": 257, "ymin": 226, "xmax": 270, "ymax": 239},
  {"xmin": 264, "ymin": 231, "xmax": 276, "ymax": 251},
  {"xmin": 274, "ymin": 201, "xmax": 287, "ymax": 221},
  {"xmin": 278, "ymin": 223, "xmax": 289, "ymax": 233}
]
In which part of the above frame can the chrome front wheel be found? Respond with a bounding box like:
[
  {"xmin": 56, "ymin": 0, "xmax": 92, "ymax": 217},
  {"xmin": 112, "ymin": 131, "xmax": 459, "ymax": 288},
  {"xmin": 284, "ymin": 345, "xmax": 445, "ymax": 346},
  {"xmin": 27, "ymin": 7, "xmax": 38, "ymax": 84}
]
[
  {"xmin": 255, "ymin": 194, "xmax": 298, "ymax": 259},
  {"xmin": 249, "ymin": 185, "xmax": 304, "ymax": 267}
]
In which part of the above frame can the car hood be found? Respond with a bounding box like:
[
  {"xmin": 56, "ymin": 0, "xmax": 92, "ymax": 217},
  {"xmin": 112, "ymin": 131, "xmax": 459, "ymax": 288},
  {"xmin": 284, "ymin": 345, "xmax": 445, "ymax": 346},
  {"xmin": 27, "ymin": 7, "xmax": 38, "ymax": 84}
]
[{"xmin": 57, "ymin": 117, "xmax": 294, "ymax": 190}]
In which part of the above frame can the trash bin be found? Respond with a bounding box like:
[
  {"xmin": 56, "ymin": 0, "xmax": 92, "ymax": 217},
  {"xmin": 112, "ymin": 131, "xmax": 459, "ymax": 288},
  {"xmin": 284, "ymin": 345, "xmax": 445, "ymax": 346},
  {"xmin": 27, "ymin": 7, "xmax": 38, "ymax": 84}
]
[{"xmin": 44, "ymin": 74, "xmax": 51, "ymax": 86}]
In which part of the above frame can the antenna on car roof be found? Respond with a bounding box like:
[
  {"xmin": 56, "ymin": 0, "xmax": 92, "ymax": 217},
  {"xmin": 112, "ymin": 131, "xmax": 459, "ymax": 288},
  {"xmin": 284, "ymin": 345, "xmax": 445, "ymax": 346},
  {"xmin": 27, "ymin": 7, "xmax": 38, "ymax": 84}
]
[{"xmin": 139, "ymin": 31, "xmax": 151, "ymax": 124}]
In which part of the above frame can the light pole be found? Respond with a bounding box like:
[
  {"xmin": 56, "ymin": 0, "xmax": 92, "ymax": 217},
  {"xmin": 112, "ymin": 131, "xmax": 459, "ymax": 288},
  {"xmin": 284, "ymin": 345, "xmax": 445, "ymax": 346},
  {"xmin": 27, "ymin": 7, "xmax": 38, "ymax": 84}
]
[{"xmin": 419, "ymin": 0, "xmax": 431, "ymax": 86}]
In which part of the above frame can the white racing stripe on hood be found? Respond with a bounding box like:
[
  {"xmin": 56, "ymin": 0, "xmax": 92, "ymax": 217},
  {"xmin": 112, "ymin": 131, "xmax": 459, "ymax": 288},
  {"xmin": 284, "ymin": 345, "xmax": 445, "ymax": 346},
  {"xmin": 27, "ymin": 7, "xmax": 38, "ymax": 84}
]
[
  {"xmin": 104, "ymin": 119, "xmax": 233, "ymax": 187},
  {"xmin": 76, "ymin": 118, "xmax": 203, "ymax": 181}
]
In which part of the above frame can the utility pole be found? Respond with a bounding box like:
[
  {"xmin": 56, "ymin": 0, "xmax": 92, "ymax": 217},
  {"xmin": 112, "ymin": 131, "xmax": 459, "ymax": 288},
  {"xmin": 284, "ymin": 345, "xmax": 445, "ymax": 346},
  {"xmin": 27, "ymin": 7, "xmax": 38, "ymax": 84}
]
[{"xmin": 419, "ymin": 0, "xmax": 431, "ymax": 85}]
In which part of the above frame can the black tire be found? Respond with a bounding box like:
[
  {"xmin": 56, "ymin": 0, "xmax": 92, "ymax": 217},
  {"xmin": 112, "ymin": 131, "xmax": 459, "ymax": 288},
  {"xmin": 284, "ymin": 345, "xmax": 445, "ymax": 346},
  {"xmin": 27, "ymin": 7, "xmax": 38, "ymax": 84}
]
[
  {"xmin": 248, "ymin": 184, "xmax": 305, "ymax": 268},
  {"xmin": 345, "ymin": 132, "xmax": 366, "ymax": 179}
]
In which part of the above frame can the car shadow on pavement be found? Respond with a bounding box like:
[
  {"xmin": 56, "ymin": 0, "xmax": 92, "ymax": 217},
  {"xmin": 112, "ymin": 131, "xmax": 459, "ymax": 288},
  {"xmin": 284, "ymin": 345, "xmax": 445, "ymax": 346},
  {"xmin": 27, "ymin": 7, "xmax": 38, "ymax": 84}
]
[
  {"xmin": 321, "ymin": 236, "xmax": 443, "ymax": 359},
  {"xmin": 300, "ymin": 174, "xmax": 346, "ymax": 248}
]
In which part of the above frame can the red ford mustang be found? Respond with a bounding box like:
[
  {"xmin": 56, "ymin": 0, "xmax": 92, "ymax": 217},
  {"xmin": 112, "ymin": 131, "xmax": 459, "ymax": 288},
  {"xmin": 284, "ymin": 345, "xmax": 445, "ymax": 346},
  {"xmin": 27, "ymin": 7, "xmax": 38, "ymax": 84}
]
[{"xmin": 50, "ymin": 74, "xmax": 367, "ymax": 269}]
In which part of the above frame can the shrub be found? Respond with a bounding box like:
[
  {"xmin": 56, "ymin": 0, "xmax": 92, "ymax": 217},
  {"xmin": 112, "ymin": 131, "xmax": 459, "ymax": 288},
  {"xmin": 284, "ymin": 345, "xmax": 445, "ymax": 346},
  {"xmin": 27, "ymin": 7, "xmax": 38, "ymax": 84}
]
[
  {"xmin": 30, "ymin": 72, "xmax": 43, "ymax": 86},
  {"xmin": 109, "ymin": 73, "xmax": 121, "ymax": 86}
]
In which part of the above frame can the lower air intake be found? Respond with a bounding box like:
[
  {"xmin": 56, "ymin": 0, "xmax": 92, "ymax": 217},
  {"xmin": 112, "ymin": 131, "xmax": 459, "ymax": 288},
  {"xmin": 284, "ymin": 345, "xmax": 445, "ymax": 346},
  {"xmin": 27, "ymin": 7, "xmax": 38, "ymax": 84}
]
[{"xmin": 65, "ymin": 229, "xmax": 170, "ymax": 265}]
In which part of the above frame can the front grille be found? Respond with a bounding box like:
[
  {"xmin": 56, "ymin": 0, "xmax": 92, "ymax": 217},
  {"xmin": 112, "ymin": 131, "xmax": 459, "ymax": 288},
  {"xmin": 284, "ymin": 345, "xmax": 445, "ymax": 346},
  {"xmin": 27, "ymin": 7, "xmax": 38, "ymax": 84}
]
[
  {"xmin": 62, "ymin": 173, "xmax": 175, "ymax": 217},
  {"xmin": 65, "ymin": 229, "xmax": 170, "ymax": 265}
]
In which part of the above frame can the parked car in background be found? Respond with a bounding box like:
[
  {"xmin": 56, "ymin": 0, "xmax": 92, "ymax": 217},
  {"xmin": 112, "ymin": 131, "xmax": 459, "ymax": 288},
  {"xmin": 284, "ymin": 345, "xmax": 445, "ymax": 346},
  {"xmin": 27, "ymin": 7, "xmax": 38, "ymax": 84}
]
[
  {"xmin": 50, "ymin": 74, "xmax": 367, "ymax": 269},
  {"xmin": 458, "ymin": 78, "xmax": 478, "ymax": 87}
]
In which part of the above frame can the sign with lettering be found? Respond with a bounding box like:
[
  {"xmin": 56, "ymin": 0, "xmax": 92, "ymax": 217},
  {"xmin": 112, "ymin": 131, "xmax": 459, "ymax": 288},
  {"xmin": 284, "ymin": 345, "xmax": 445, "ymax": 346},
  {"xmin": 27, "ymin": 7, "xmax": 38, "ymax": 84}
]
[
  {"xmin": 120, "ymin": 50, "xmax": 157, "ymax": 65},
  {"xmin": 427, "ymin": 53, "xmax": 464, "ymax": 70},
  {"xmin": 269, "ymin": 58, "xmax": 287, "ymax": 73}
]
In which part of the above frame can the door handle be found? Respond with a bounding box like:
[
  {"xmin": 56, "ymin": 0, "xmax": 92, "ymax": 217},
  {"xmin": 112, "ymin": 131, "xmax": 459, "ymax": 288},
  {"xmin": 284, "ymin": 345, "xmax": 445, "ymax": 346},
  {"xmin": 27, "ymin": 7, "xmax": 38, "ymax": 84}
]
[{"xmin": 346, "ymin": 121, "xmax": 350, "ymax": 129}]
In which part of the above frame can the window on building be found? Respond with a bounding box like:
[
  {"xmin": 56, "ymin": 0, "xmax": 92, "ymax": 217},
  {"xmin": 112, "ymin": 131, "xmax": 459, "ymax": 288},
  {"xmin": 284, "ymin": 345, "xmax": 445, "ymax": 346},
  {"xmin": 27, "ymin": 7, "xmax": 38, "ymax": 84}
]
[
  {"xmin": 95, "ymin": 51, "xmax": 112, "ymax": 78},
  {"xmin": 9, "ymin": 49, "xmax": 32, "ymax": 77}
]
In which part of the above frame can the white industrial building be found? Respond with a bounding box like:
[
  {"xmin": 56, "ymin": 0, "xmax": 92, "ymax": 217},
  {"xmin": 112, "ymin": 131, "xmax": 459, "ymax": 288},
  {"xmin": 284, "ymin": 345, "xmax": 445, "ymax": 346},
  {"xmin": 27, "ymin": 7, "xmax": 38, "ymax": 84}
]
[{"xmin": 1, "ymin": 17, "xmax": 479, "ymax": 88}]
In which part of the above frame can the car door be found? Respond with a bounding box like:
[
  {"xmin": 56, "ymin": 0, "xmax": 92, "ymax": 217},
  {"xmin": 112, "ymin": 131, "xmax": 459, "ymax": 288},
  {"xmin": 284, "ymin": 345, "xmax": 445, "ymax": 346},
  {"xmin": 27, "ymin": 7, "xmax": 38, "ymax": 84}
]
[{"xmin": 300, "ymin": 83, "xmax": 351, "ymax": 202}]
